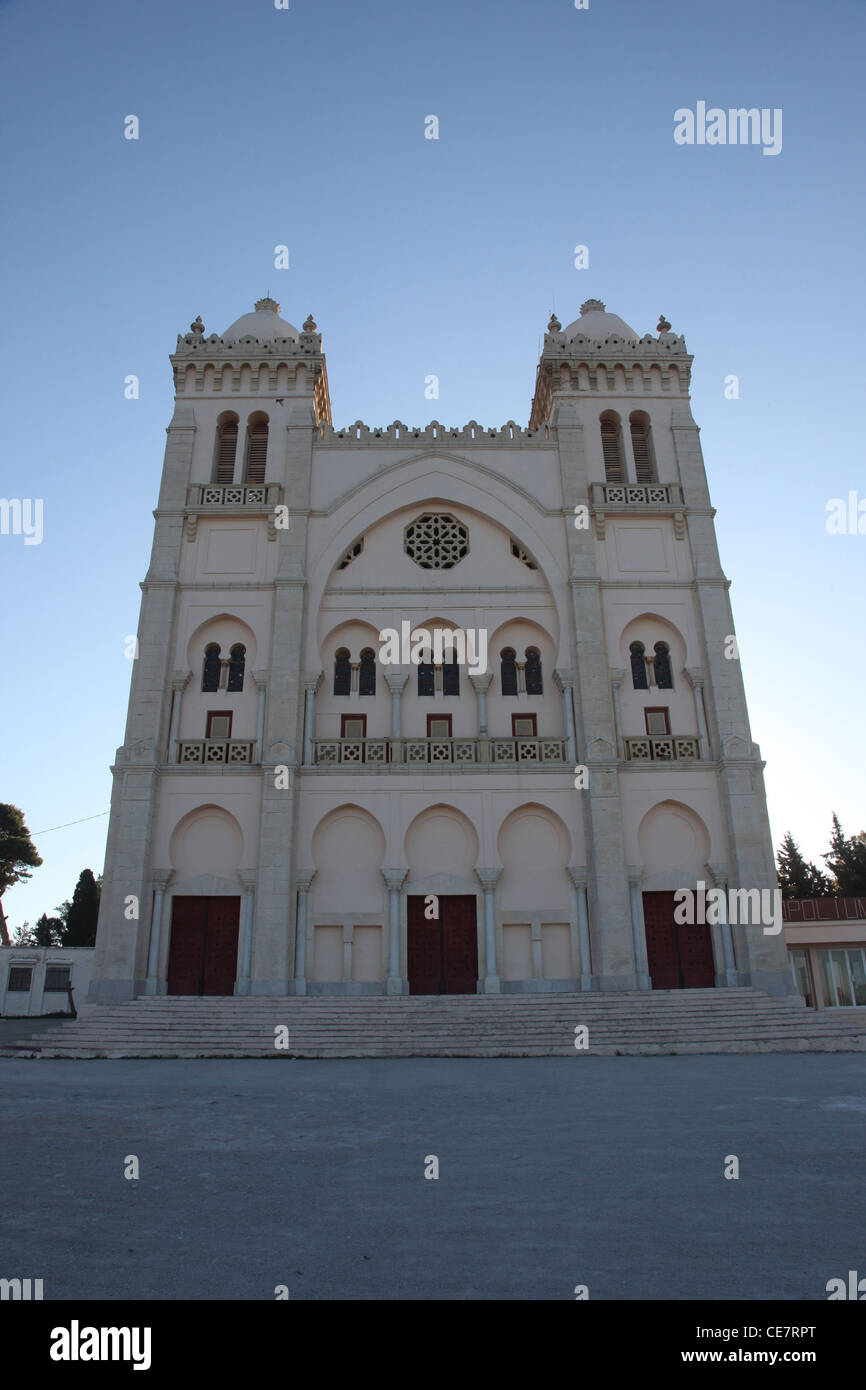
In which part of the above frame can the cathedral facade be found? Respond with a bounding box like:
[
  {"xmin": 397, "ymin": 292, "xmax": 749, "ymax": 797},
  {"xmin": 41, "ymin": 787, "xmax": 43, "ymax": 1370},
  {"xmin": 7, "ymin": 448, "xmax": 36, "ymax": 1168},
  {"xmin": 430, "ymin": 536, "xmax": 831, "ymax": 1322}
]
[{"xmin": 88, "ymin": 297, "xmax": 793, "ymax": 1003}]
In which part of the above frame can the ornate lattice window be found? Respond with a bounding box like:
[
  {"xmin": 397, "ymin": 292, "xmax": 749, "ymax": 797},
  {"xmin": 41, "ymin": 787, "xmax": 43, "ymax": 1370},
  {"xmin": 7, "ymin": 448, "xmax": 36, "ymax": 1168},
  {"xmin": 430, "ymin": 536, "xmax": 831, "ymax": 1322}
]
[
  {"xmin": 653, "ymin": 641, "xmax": 673, "ymax": 690},
  {"xmin": 338, "ymin": 539, "xmax": 364, "ymax": 570},
  {"xmin": 404, "ymin": 513, "xmax": 468, "ymax": 570},
  {"xmin": 334, "ymin": 648, "xmax": 351, "ymax": 697},
  {"xmin": 359, "ymin": 648, "xmax": 376, "ymax": 697},
  {"xmin": 500, "ymin": 648, "xmax": 517, "ymax": 697},
  {"xmin": 202, "ymin": 643, "xmax": 221, "ymax": 693},
  {"xmin": 630, "ymin": 641, "xmax": 648, "ymax": 691},
  {"xmin": 525, "ymin": 648, "xmax": 543, "ymax": 695},
  {"xmin": 227, "ymin": 644, "xmax": 246, "ymax": 692},
  {"xmin": 510, "ymin": 539, "xmax": 537, "ymax": 570}
]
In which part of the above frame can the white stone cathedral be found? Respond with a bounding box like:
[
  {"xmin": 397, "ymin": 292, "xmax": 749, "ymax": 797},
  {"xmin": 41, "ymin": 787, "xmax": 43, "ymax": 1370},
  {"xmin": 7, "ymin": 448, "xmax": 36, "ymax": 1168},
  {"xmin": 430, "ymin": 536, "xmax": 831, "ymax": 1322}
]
[{"xmin": 88, "ymin": 296, "xmax": 793, "ymax": 1005}]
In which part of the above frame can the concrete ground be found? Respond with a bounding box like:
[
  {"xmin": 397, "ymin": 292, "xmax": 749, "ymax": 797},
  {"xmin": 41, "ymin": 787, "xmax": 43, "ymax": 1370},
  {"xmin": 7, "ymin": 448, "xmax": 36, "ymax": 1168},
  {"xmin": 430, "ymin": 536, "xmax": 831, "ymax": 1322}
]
[{"xmin": 1, "ymin": 1055, "xmax": 863, "ymax": 1300}]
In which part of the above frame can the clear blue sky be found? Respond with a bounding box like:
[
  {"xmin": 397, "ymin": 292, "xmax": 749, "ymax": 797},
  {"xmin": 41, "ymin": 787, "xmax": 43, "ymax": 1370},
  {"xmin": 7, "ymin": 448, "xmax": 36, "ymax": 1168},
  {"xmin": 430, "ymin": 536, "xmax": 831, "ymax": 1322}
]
[{"xmin": 2, "ymin": 0, "xmax": 864, "ymax": 931}]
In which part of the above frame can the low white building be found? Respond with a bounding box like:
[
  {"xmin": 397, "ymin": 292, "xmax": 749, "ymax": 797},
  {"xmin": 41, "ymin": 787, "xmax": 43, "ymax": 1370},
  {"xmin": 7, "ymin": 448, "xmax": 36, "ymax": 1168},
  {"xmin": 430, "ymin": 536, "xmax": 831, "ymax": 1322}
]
[{"xmin": 0, "ymin": 948, "xmax": 93, "ymax": 1017}]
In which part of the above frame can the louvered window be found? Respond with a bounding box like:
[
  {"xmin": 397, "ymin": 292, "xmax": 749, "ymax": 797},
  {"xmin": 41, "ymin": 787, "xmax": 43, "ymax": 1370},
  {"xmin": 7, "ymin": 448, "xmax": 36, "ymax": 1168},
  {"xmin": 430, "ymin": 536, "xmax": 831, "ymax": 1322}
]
[
  {"xmin": 525, "ymin": 649, "xmax": 543, "ymax": 695},
  {"xmin": 443, "ymin": 651, "xmax": 460, "ymax": 696},
  {"xmin": 653, "ymin": 642, "xmax": 673, "ymax": 690},
  {"xmin": 214, "ymin": 422, "xmax": 238, "ymax": 483},
  {"xmin": 501, "ymin": 648, "xmax": 518, "ymax": 697},
  {"xmin": 630, "ymin": 642, "xmax": 648, "ymax": 690},
  {"xmin": 631, "ymin": 421, "xmax": 654, "ymax": 483},
  {"xmin": 202, "ymin": 644, "xmax": 221, "ymax": 692},
  {"xmin": 245, "ymin": 421, "xmax": 268, "ymax": 483},
  {"xmin": 601, "ymin": 419, "xmax": 624, "ymax": 483},
  {"xmin": 359, "ymin": 649, "xmax": 376, "ymax": 697},
  {"xmin": 227, "ymin": 644, "xmax": 245, "ymax": 692},
  {"xmin": 334, "ymin": 649, "xmax": 351, "ymax": 697}
]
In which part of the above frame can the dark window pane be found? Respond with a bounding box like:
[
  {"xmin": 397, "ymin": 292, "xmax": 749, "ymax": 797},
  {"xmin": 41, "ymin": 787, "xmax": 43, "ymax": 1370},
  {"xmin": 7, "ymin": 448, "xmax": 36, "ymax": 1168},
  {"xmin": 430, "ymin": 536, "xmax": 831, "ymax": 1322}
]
[
  {"xmin": 525, "ymin": 650, "xmax": 543, "ymax": 695},
  {"xmin": 654, "ymin": 642, "xmax": 673, "ymax": 690},
  {"xmin": 443, "ymin": 653, "xmax": 460, "ymax": 696},
  {"xmin": 630, "ymin": 642, "xmax": 648, "ymax": 690},
  {"xmin": 227, "ymin": 644, "xmax": 245, "ymax": 692},
  {"xmin": 501, "ymin": 649, "xmax": 517, "ymax": 697},
  {"xmin": 418, "ymin": 663, "xmax": 435, "ymax": 697},
  {"xmin": 359, "ymin": 649, "xmax": 376, "ymax": 696},
  {"xmin": 202, "ymin": 644, "xmax": 221, "ymax": 692},
  {"xmin": 334, "ymin": 650, "xmax": 351, "ymax": 697}
]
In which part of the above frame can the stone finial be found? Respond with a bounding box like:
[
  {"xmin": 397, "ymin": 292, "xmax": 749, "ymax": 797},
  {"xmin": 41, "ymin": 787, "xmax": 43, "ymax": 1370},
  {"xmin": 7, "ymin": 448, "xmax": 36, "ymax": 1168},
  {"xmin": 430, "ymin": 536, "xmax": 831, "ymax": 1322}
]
[
  {"xmin": 580, "ymin": 299, "xmax": 606, "ymax": 315},
  {"xmin": 302, "ymin": 314, "xmax": 317, "ymax": 332},
  {"xmin": 255, "ymin": 296, "xmax": 281, "ymax": 314},
  {"xmin": 657, "ymin": 314, "xmax": 671, "ymax": 333},
  {"xmin": 547, "ymin": 312, "xmax": 561, "ymax": 332},
  {"xmin": 190, "ymin": 315, "xmax": 205, "ymax": 335}
]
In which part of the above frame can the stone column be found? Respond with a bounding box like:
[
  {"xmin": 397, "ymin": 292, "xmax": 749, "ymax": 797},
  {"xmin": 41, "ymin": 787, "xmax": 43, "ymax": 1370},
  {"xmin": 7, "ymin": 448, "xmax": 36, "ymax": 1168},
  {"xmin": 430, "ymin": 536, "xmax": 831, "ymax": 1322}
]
[
  {"xmin": 470, "ymin": 672, "xmax": 493, "ymax": 761},
  {"xmin": 567, "ymin": 867, "xmax": 593, "ymax": 990},
  {"xmin": 475, "ymin": 868, "xmax": 502, "ymax": 993},
  {"xmin": 382, "ymin": 869, "xmax": 408, "ymax": 995},
  {"xmin": 530, "ymin": 923, "xmax": 543, "ymax": 982},
  {"xmin": 253, "ymin": 671, "xmax": 268, "ymax": 764},
  {"xmin": 554, "ymin": 669, "xmax": 577, "ymax": 763},
  {"xmin": 627, "ymin": 870, "xmax": 651, "ymax": 989},
  {"xmin": 145, "ymin": 870, "xmax": 172, "ymax": 995},
  {"xmin": 293, "ymin": 874, "xmax": 315, "ymax": 996},
  {"xmin": 385, "ymin": 669, "xmax": 408, "ymax": 764},
  {"xmin": 168, "ymin": 671, "xmax": 191, "ymax": 763},
  {"xmin": 708, "ymin": 862, "xmax": 738, "ymax": 986},
  {"xmin": 608, "ymin": 669, "xmax": 625, "ymax": 758},
  {"xmin": 302, "ymin": 671, "xmax": 323, "ymax": 767},
  {"xmin": 237, "ymin": 873, "xmax": 256, "ymax": 996},
  {"xmin": 685, "ymin": 668, "xmax": 710, "ymax": 760}
]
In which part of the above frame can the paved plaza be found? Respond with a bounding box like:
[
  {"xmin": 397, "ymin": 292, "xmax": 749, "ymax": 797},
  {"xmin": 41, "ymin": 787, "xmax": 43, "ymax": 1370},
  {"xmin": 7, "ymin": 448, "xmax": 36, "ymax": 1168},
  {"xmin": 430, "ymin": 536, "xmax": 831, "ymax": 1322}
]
[{"xmin": 1, "ymin": 1054, "xmax": 863, "ymax": 1300}]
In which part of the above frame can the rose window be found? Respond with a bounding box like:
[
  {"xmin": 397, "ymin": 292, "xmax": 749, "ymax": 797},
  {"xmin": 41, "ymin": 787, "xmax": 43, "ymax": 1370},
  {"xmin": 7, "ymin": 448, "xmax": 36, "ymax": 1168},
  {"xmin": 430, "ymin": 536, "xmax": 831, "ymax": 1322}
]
[{"xmin": 404, "ymin": 513, "xmax": 469, "ymax": 569}]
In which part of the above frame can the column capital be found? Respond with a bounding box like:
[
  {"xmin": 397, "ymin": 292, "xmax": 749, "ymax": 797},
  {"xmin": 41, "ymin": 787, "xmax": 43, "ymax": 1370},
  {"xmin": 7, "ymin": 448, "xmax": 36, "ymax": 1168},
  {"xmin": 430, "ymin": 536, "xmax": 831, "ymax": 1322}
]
[
  {"xmin": 382, "ymin": 868, "xmax": 408, "ymax": 891},
  {"xmin": 296, "ymin": 871, "xmax": 316, "ymax": 894},
  {"xmin": 252, "ymin": 669, "xmax": 269, "ymax": 689},
  {"xmin": 385, "ymin": 668, "xmax": 410, "ymax": 693},
  {"xmin": 567, "ymin": 866, "xmax": 588, "ymax": 891},
  {"xmin": 553, "ymin": 668, "xmax": 575, "ymax": 693},
  {"xmin": 684, "ymin": 666, "xmax": 706, "ymax": 690},
  {"xmin": 238, "ymin": 870, "xmax": 258, "ymax": 892},
  {"xmin": 707, "ymin": 862, "xmax": 728, "ymax": 887},
  {"xmin": 302, "ymin": 671, "xmax": 324, "ymax": 693},
  {"xmin": 608, "ymin": 667, "xmax": 626, "ymax": 688},
  {"xmin": 469, "ymin": 672, "xmax": 493, "ymax": 694},
  {"xmin": 475, "ymin": 867, "xmax": 502, "ymax": 891},
  {"xmin": 151, "ymin": 869, "xmax": 173, "ymax": 891},
  {"xmin": 626, "ymin": 865, "xmax": 644, "ymax": 885},
  {"xmin": 171, "ymin": 670, "xmax": 192, "ymax": 693}
]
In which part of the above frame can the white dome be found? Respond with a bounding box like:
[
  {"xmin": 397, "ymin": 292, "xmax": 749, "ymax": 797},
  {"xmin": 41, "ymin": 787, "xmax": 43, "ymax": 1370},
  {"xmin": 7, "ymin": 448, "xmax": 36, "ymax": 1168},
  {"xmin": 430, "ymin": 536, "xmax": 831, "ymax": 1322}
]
[
  {"xmin": 564, "ymin": 299, "xmax": 638, "ymax": 342},
  {"xmin": 223, "ymin": 297, "xmax": 299, "ymax": 343}
]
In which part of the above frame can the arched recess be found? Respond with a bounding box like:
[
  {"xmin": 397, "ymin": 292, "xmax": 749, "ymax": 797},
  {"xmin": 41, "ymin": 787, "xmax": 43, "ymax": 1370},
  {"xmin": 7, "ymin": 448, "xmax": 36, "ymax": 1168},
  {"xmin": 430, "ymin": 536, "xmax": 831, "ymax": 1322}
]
[
  {"xmin": 618, "ymin": 613, "xmax": 696, "ymax": 739},
  {"xmin": 637, "ymin": 800, "xmax": 710, "ymax": 890},
  {"xmin": 185, "ymin": 613, "xmax": 259, "ymax": 672},
  {"xmin": 169, "ymin": 805, "xmax": 244, "ymax": 885},
  {"xmin": 404, "ymin": 804, "xmax": 479, "ymax": 895},
  {"xmin": 311, "ymin": 806, "xmax": 386, "ymax": 914},
  {"xmin": 497, "ymin": 804, "xmax": 571, "ymax": 911}
]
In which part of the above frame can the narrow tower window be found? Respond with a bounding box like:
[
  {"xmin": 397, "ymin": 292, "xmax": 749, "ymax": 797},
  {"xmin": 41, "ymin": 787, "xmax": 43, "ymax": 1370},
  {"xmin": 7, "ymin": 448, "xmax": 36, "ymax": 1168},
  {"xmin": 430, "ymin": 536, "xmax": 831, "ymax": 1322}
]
[
  {"xmin": 653, "ymin": 641, "xmax": 673, "ymax": 690},
  {"xmin": 443, "ymin": 649, "xmax": 460, "ymax": 696},
  {"xmin": 202, "ymin": 643, "xmax": 221, "ymax": 692},
  {"xmin": 244, "ymin": 416, "xmax": 269, "ymax": 484},
  {"xmin": 418, "ymin": 655, "xmax": 435, "ymax": 697},
  {"xmin": 227, "ymin": 644, "xmax": 246, "ymax": 692},
  {"xmin": 600, "ymin": 414, "xmax": 625, "ymax": 483},
  {"xmin": 630, "ymin": 641, "xmax": 648, "ymax": 690},
  {"xmin": 359, "ymin": 648, "xmax": 376, "ymax": 697},
  {"xmin": 500, "ymin": 648, "xmax": 518, "ymax": 697},
  {"xmin": 525, "ymin": 648, "xmax": 543, "ymax": 695},
  {"xmin": 214, "ymin": 418, "xmax": 239, "ymax": 484},
  {"xmin": 630, "ymin": 415, "xmax": 655, "ymax": 483},
  {"xmin": 334, "ymin": 648, "xmax": 351, "ymax": 697}
]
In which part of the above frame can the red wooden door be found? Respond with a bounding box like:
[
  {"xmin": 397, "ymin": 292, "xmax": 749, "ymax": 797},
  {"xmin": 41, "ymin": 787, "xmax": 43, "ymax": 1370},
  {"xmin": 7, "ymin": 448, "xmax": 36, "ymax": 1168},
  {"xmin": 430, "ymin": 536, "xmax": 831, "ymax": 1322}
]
[
  {"xmin": 643, "ymin": 891, "xmax": 715, "ymax": 989},
  {"xmin": 407, "ymin": 895, "xmax": 478, "ymax": 994},
  {"xmin": 167, "ymin": 896, "xmax": 240, "ymax": 996}
]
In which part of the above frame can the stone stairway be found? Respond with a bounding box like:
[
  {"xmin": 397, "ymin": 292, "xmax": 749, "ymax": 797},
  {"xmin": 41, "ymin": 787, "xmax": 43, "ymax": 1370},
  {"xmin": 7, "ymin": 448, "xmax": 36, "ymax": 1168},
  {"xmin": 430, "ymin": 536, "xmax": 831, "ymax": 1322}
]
[{"xmin": 4, "ymin": 988, "xmax": 866, "ymax": 1057}]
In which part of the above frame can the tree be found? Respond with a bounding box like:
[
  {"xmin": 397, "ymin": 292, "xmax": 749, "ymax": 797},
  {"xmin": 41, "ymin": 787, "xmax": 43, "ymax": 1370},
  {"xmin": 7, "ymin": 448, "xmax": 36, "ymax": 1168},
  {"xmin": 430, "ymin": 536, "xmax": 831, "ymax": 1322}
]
[
  {"xmin": 822, "ymin": 814, "xmax": 866, "ymax": 898},
  {"xmin": 60, "ymin": 869, "xmax": 101, "ymax": 947},
  {"xmin": 776, "ymin": 832, "xmax": 832, "ymax": 899},
  {"xmin": 35, "ymin": 913, "xmax": 65, "ymax": 947},
  {"xmin": 0, "ymin": 804, "xmax": 42, "ymax": 946}
]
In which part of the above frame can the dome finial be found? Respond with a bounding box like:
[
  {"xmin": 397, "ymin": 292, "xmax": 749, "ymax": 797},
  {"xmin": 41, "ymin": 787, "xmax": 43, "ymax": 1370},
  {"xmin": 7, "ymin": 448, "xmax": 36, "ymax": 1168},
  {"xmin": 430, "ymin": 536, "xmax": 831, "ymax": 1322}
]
[
  {"xmin": 255, "ymin": 296, "xmax": 281, "ymax": 315},
  {"xmin": 303, "ymin": 313, "xmax": 317, "ymax": 332},
  {"xmin": 580, "ymin": 298, "xmax": 606, "ymax": 315},
  {"xmin": 657, "ymin": 313, "xmax": 671, "ymax": 333},
  {"xmin": 189, "ymin": 315, "xmax": 204, "ymax": 336},
  {"xmin": 547, "ymin": 311, "xmax": 561, "ymax": 332}
]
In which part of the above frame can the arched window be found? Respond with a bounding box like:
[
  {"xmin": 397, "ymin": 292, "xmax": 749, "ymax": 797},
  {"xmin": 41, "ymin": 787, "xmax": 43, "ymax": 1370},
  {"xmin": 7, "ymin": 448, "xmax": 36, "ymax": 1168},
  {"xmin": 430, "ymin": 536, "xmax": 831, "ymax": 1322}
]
[
  {"xmin": 500, "ymin": 648, "xmax": 517, "ymax": 697},
  {"xmin": 359, "ymin": 648, "xmax": 376, "ymax": 697},
  {"xmin": 214, "ymin": 417, "xmax": 238, "ymax": 484},
  {"xmin": 334, "ymin": 648, "xmax": 351, "ymax": 697},
  {"xmin": 202, "ymin": 643, "xmax": 221, "ymax": 692},
  {"xmin": 653, "ymin": 641, "xmax": 673, "ymax": 690},
  {"xmin": 630, "ymin": 415, "xmax": 655, "ymax": 484},
  {"xmin": 418, "ymin": 655, "xmax": 435, "ymax": 697},
  {"xmin": 600, "ymin": 414, "xmax": 625, "ymax": 483},
  {"xmin": 227, "ymin": 644, "xmax": 246, "ymax": 692},
  {"xmin": 630, "ymin": 641, "xmax": 648, "ymax": 690},
  {"xmin": 244, "ymin": 416, "xmax": 268, "ymax": 484},
  {"xmin": 525, "ymin": 648, "xmax": 543, "ymax": 695},
  {"xmin": 443, "ymin": 649, "xmax": 460, "ymax": 696}
]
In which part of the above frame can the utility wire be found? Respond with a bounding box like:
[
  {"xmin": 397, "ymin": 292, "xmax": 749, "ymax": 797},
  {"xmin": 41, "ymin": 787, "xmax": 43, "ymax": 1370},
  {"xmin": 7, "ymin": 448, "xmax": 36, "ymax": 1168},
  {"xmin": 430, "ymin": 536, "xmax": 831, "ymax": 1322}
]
[{"xmin": 31, "ymin": 812, "xmax": 110, "ymax": 836}]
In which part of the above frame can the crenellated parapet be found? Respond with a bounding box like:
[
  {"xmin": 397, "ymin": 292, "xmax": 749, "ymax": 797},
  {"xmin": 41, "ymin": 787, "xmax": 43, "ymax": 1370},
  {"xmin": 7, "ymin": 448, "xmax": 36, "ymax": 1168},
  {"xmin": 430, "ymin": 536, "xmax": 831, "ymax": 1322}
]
[{"xmin": 316, "ymin": 418, "xmax": 552, "ymax": 446}]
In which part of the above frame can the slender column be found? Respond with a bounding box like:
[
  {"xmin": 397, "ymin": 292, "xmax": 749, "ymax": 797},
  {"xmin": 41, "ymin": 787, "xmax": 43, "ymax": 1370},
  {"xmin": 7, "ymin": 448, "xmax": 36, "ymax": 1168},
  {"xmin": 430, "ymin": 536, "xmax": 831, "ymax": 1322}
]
[
  {"xmin": 168, "ymin": 671, "xmax": 191, "ymax": 763},
  {"xmin": 253, "ymin": 671, "xmax": 268, "ymax": 764},
  {"xmin": 553, "ymin": 669, "xmax": 577, "ymax": 763},
  {"xmin": 145, "ymin": 870, "xmax": 172, "ymax": 995},
  {"xmin": 567, "ymin": 867, "xmax": 592, "ymax": 990},
  {"xmin": 709, "ymin": 862, "xmax": 738, "ymax": 986},
  {"xmin": 382, "ymin": 869, "xmax": 408, "ymax": 995},
  {"xmin": 469, "ymin": 672, "xmax": 493, "ymax": 735},
  {"xmin": 609, "ymin": 670, "xmax": 625, "ymax": 758},
  {"xmin": 385, "ymin": 669, "xmax": 408, "ymax": 764},
  {"xmin": 530, "ymin": 923, "xmax": 543, "ymax": 981},
  {"xmin": 685, "ymin": 668, "xmax": 710, "ymax": 760},
  {"xmin": 302, "ymin": 671, "xmax": 323, "ymax": 767},
  {"xmin": 475, "ymin": 868, "xmax": 502, "ymax": 993},
  {"xmin": 293, "ymin": 874, "xmax": 315, "ymax": 996},
  {"xmin": 627, "ymin": 870, "xmax": 651, "ymax": 989},
  {"xmin": 236, "ymin": 873, "xmax": 256, "ymax": 996}
]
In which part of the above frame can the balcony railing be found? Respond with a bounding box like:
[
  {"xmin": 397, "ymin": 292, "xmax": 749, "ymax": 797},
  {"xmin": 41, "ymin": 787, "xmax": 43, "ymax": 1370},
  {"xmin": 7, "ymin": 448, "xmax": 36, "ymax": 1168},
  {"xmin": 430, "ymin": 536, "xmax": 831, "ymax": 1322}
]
[
  {"xmin": 178, "ymin": 739, "xmax": 256, "ymax": 765},
  {"xmin": 624, "ymin": 735, "xmax": 700, "ymax": 762},
  {"xmin": 313, "ymin": 736, "xmax": 567, "ymax": 766},
  {"xmin": 186, "ymin": 483, "xmax": 282, "ymax": 507},
  {"xmin": 601, "ymin": 483, "xmax": 679, "ymax": 505}
]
